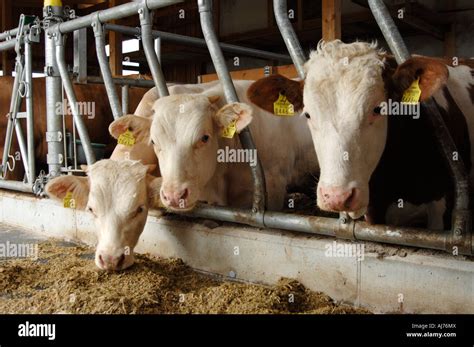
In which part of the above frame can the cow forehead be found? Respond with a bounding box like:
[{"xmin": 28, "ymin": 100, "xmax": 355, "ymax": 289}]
[
  {"xmin": 87, "ymin": 160, "xmax": 147, "ymax": 210},
  {"xmin": 151, "ymin": 94, "xmax": 214, "ymax": 143},
  {"xmin": 304, "ymin": 41, "xmax": 386, "ymax": 122}
]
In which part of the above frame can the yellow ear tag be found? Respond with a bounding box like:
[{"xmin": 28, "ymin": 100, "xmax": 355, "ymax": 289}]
[
  {"xmin": 273, "ymin": 93, "xmax": 295, "ymax": 116},
  {"xmin": 118, "ymin": 129, "xmax": 136, "ymax": 147},
  {"xmin": 401, "ymin": 77, "xmax": 422, "ymax": 104},
  {"xmin": 63, "ymin": 191, "xmax": 76, "ymax": 209},
  {"xmin": 221, "ymin": 119, "xmax": 237, "ymax": 139}
]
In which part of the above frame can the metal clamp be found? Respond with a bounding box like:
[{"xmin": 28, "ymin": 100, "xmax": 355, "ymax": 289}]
[
  {"xmin": 46, "ymin": 131, "xmax": 63, "ymax": 142},
  {"xmin": 336, "ymin": 213, "xmax": 356, "ymax": 240}
]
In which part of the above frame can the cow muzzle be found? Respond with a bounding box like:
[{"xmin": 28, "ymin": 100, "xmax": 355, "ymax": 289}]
[
  {"xmin": 160, "ymin": 186, "xmax": 195, "ymax": 211},
  {"xmin": 318, "ymin": 185, "xmax": 363, "ymax": 213}
]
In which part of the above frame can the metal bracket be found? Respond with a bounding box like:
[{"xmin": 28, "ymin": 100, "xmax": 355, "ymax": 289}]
[
  {"xmin": 336, "ymin": 213, "xmax": 356, "ymax": 240},
  {"xmin": 46, "ymin": 131, "xmax": 63, "ymax": 142},
  {"xmin": 138, "ymin": 4, "xmax": 153, "ymax": 26},
  {"xmin": 16, "ymin": 112, "xmax": 27, "ymax": 119},
  {"xmin": 448, "ymin": 209, "xmax": 472, "ymax": 255},
  {"xmin": 91, "ymin": 15, "xmax": 104, "ymax": 37},
  {"xmin": 47, "ymin": 153, "xmax": 63, "ymax": 165}
]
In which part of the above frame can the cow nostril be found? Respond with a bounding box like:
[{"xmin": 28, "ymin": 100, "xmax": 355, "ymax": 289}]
[
  {"xmin": 161, "ymin": 190, "xmax": 169, "ymax": 201},
  {"xmin": 180, "ymin": 188, "xmax": 189, "ymax": 200},
  {"xmin": 344, "ymin": 188, "xmax": 356, "ymax": 208},
  {"xmin": 116, "ymin": 254, "xmax": 125, "ymax": 269},
  {"xmin": 98, "ymin": 254, "xmax": 105, "ymax": 267}
]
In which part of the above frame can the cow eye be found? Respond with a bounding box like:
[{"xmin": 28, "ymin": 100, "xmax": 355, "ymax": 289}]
[
  {"xmin": 201, "ymin": 135, "xmax": 210, "ymax": 143},
  {"xmin": 150, "ymin": 139, "xmax": 155, "ymax": 145},
  {"xmin": 87, "ymin": 207, "xmax": 96, "ymax": 217},
  {"xmin": 136, "ymin": 206, "xmax": 144, "ymax": 214},
  {"xmin": 304, "ymin": 112, "xmax": 311, "ymax": 119},
  {"xmin": 373, "ymin": 106, "xmax": 382, "ymax": 114}
]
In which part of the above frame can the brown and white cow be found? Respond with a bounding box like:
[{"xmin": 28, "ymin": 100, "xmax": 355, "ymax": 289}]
[
  {"xmin": 248, "ymin": 40, "xmax": 474, "ymax": 229},
  {"xmin": 109, "ymin": 80, "xmax": 318, "ymax": 211}
]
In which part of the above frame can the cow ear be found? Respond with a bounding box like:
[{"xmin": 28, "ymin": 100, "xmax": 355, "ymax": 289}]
[
  {"xmin": 45, "ymin": 175, "xmax": 90, "ymax": 210},
  {"xmin": 391, "ymin": 57, "xmax": 449, "ymax": 102},
  {"xmin": 247, "ymin": 74, "xmax": 304, "ymax": 114},
  {"xmin": 214, "ymin": 102, "xmax": 253, "ymax": 133},
  {"xmin": 146, "ymin": 175, "xmax": 163, "ymax": 209},
  {"xmin": 108, "ymin": 114, "xmax": 152, "ymax": 143}
]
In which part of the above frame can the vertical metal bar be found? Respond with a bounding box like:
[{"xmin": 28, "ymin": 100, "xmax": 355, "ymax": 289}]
[
  {"xmin": 2, "ymin": 53, "xmax": 30, "ymax": 182},
  {"xmin": 138, "ymin": 4, "xmax": 169, "ymax": 97},
  {"xmin": 73, "ymin": 27, "xmax": 87, "ymax": 84},
  {"xmin": 92, "ymin": 18, "xmax": 122, "ymax": 119},
  {"xmin": 198, "ymin": 0, "xmax": 267, "ymax": 216},
  {"xmin": 24, "ymin": 36, "xmax": 35, "ymax": 184},
  {"xmin": 367, "ymin": 0, "xmax": 410, "ymax": 64},
  {"xmin": 273, "ymin": 0, "xmax": 306, "ymax": 79},
  {"xmin": 54, "ymin": 31, "xmax": 96, "ymax": 165},
  {"xmin": 121, "ymin": 84, "xmax": 129, "ymax": 114},
  {"xmin": 1, "ymin": 63, "xmax": 20, "ymax": 177},
  {"xmin": 44, "ymin": 6, "xmax": 65, "ymax": 178},
  {"xmin": 154, "ymin": 36, "xmax": 161, "ymax": 64},
  {"xmin": 367, "ymin": 0, "xmax": 471, "ymax": 254}
]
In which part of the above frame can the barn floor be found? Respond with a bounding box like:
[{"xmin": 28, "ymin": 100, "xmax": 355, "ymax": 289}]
[{"xmin": 0, "ymin": 226, "xmax": 367, "ymax": 314}]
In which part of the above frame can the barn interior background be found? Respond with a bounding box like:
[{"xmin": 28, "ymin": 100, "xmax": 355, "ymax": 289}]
[
  {"xmin": 0, "ymin": 0, "xmax": 472, "ymax": 314},
  {"xmin": 2, "ymin": 0, "xmax": 473, "ymax": 81}
]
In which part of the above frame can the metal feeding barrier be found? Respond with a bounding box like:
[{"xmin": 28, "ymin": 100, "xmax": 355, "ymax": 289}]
[
  {"xmin": 0, "ymin": 15, "xmax": 40, "ymax": 193},
  {"xmin": 0, "ymin": 0, "xmax": 471, "ymax": 255}
]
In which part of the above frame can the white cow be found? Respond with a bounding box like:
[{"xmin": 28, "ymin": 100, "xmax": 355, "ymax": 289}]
[
  {"xmin": 109, "ymin": 80, "xmax": 318, "ymax": 211},
  {"xmin": 109, "ymin": 81, "xmax": 221, "ymax": 175},
  {"xmin": 45, "ymin": 160, "xmax": 162, "ymax": 271}
]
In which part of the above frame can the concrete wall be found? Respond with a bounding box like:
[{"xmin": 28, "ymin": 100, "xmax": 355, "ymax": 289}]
[{"xmin": 0, "ymin": 190, "xmax": 472, "ymax": 314}]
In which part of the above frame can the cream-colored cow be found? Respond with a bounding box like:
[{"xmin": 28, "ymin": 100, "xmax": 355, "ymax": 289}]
[
  {"xmin": 45, "ymin": 160, "xmax": 161, "ymax": 271},
  {"xmin": 109, "ymin": 80, "xmax": 318, "ymax": 211}
]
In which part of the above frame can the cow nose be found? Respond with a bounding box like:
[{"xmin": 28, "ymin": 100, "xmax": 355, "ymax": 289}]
[
  {"xmin": 98, "ymin": 253, "xmax": 125, "ymax": 271},
  {"xmin": 161, "ymin": 187, "xmax": 189, "ymax": 208},
  {"xmin": 319, "ymin": 186, "xmax": 360, "ymax": 212}
]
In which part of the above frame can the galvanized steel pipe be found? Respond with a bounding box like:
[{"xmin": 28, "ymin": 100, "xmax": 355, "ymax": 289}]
[
  {"xmin": 273, "ymin": 0, "xmax": 306, "ymax": 79},
  {"xmin": 92, "ymin": 18, "xmax": 123, "ymax": 119},
  {"xmin": 139, "ymin": 4, "xmax": 169, "ymax": 97},
  {"xmin": 55, "ymin": 32, "xmax": 96, "ymax": 165},
  {"xmin": 103, "ymin": 23, "xmax": 293, "ymax": 63},
  {"xmin": 198, "ymin": 0, "xmax": 267, "ymax": 217}
]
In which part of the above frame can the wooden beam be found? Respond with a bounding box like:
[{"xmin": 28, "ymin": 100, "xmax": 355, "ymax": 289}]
[
  {"xmin": 297, "ymin": 0, "xmax": 303, "ymax": 30},
  {"xmin": 322, "ymin": 0, "xmax": 341, "ymax": 41},
  {"xmin": 443, "ymin": 0, "xmax": 456, "ymax": 57},
  {"xmin": 1, "ymin": 0, "xmax": 13, "ymax": 76},
  {"xmin": 108, "ymin": 0, "xmax": 123, "ymax": 76}
]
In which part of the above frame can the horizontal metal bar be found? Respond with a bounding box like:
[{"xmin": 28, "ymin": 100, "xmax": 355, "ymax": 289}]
[
  {"xmin": 104, "ymin": 23, "xmax": 293, "ymax": 63},
  {"xmin": 184, "ymin": 204, "xmax": 460, "ymax": 254},
  {"xmin": 0, "ymin": 39, "xmax": 17, "ymax": 52},
  {"xmin": 0, "ymin": 180, "xmax": 33, "ymax": 193},
  {"xmin": 85, "ymin": 76, "xmax": 156, "ymax": 88},
  {"xmin": 0, "ymin": 27, "xmax": 20, "ymax": 41},
  {"xmin": 49, "ymin": 0, "xmax": 183, "ymax": 34}
]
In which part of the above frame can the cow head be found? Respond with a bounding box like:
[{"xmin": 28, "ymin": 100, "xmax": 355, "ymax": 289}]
[
  {"xmin": 248, "ymin": 40, "xmax": 448, "ymax": 220},
  {"xmin": 109, "ymin": 95, "xmax": 253, "ymax": 211},
  {"xmin": 45, "ymin": 160, "xmax": 162, "ymax": 271}
]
